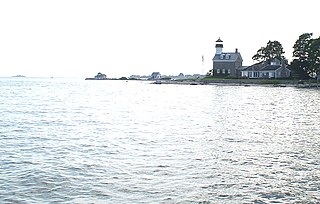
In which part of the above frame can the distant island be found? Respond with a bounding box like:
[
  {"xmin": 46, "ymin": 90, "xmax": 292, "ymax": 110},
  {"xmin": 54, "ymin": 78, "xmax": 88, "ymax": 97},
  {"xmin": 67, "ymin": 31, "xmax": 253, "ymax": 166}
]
[
  {"xmin": 12, "ymin": 75, "xmax": 26, "ymax": 77},
  {"xmin": 85, "ymin": 72, "xmax": 206, "ymax": 81},
  {"xmin": 85, "ymin": 72, "xmax": 107, "ymax": 80}
]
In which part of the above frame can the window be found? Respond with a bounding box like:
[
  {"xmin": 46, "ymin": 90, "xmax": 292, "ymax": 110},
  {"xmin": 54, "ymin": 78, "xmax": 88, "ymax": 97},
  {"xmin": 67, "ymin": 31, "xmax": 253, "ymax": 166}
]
[
  {"xmin": 228, "ymin": 69, "xmax": 231, "ymax": 74},
  {"xmin": 254, "ymin": 72, "xmax": 259, "ymax": 78},
  {"xmin": 222, "ymin": 69, "xmax": 225, "ymax": 74},
  {"xmin": 220, "ymin": 54, "xmax": 225, "ymax": 59},
  {"xmin": 217, "ymin": 69, "xmax": 220, "ymax": 74}
]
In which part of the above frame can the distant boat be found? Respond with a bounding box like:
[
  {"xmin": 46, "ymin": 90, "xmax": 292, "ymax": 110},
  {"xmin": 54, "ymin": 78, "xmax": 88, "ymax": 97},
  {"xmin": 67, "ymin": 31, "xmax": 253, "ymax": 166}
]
[
  {"xmin": 12, "ymin": 75, "xmax": 25, "ymax": 77},
  {"xmin": 85, "ymin": 72, "xmax": 108, "ymax": 80}
]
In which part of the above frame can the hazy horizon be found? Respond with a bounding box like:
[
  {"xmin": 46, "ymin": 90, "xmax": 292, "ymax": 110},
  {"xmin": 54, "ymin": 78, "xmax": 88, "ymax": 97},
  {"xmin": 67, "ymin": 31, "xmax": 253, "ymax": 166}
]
[{"xmin": 1, "ymin": 0, "xmax": 319, "ymax": 78}]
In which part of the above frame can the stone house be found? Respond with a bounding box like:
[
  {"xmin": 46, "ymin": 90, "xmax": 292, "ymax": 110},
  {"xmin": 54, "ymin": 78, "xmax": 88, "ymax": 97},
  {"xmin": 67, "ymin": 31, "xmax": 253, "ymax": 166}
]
[{"xmin": 212, "ymin": 38, "xmax": 243, "ymax": 77}]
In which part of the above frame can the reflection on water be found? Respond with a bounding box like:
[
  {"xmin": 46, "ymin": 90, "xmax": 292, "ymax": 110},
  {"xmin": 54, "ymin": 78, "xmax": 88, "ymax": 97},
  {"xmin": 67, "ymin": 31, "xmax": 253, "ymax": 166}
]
[{"xmin": 0, "ymin": 78, "xmax": 319, "ymax": 203}]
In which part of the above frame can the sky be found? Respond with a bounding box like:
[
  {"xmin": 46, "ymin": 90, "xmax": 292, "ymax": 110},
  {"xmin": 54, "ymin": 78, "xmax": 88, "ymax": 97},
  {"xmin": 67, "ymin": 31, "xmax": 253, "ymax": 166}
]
[{"xmin": 0, "ymin": 0, "xmax": 319, "ymax": 78}]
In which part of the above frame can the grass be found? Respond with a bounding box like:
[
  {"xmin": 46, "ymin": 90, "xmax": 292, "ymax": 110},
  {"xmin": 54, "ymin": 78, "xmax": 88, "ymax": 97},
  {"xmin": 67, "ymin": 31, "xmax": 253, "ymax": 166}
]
[{"xmin": 199, "ymin": 77, "xmax": 307, "ymax": 85}]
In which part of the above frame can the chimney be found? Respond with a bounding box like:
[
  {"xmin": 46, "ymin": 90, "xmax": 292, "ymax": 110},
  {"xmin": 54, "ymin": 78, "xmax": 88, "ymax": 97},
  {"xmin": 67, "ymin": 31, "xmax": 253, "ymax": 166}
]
[
  {"xmin": 235, "ymin": 48, "xmax": 238, "ymax": 53},
  {"xmin": 281, "ymin": 59, "xmax": 286, "ymax": 68}
]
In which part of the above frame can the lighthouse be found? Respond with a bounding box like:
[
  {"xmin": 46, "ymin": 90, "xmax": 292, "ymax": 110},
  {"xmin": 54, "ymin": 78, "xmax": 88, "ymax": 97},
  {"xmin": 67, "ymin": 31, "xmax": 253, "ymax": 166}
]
[
  {"xmin": 215, "ymin": 37, "xmax": 223, "ymax": 54},
  {"xmin": 212, "ymin": 37, "xmax": 243, "ymax": 77}
]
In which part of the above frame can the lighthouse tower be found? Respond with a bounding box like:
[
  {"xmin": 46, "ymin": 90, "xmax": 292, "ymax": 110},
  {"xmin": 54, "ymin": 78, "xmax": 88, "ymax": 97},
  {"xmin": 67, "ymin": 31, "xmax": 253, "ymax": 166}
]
[{"xmin": 215, "ymin": 37, "xmax": 223, "ymax": 54}]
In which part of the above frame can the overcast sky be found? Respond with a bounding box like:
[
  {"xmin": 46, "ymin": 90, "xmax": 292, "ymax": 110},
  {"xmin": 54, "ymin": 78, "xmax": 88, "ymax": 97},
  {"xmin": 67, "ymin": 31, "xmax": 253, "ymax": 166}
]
[{"xmin": 0, "ymin": 0, "xmax": 319, "ymax": 78}]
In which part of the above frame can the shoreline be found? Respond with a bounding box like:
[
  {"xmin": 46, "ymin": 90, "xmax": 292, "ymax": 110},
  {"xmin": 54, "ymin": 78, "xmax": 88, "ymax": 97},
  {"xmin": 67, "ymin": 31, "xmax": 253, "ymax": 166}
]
[{"xmin": 151, "ymin": 79, "xmax": 320, "ymax": 89}]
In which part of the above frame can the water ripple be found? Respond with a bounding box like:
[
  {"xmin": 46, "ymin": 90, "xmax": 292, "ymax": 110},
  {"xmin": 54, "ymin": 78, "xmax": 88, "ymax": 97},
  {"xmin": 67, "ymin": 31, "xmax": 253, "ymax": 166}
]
[{"xmin": 0, "ymin": 78, "xmax": 319, "ymax": 203}]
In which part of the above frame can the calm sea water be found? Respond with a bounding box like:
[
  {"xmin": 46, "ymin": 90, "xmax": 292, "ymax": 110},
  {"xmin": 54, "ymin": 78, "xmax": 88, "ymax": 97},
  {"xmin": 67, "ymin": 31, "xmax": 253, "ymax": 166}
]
[{"xmin": 0, "ymin": 77, "xmax": 319, "ymax": 203}]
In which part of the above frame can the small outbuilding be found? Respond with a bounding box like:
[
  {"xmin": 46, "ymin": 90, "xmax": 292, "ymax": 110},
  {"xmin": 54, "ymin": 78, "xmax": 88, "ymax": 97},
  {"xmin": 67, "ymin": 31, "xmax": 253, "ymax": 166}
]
[{"xmin": 149, "ymin": 72, "xmax": 161, "ymax": 80}]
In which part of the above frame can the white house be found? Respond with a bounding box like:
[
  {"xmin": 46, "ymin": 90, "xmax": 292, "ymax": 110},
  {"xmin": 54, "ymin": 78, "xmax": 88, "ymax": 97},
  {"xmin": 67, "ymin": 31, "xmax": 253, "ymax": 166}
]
[
  {"xmin": 149, "ymin": 72, "xmax": 161, "ymax": 80},
  {"xmin": 241, "ymin": 59, "xmax": 291, "ymax": 79}
]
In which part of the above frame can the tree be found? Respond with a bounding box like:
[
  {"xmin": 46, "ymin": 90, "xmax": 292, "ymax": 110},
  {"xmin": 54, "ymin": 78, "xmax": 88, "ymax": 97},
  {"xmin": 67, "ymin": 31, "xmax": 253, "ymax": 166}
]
[
  {"xmin": 289, "ymin": 59, "xmax": 310, "ymax": 79},
  {"xmin": 291, "ymin": 33, "xmax": 313, "ymax": 78},
  {"xmin": 252, "ymin": 40, "xmax": 285, "ymax": 63},
  {"xmin": 309, "ymin": 37, "xmax": 320, "ymax": 78},
  {"xmin": 293, "ymin": 33, "xmax": 313, "ymax": 61},
  {"xmin": 291, "ymin": 33, "xmax": 320, "ymax": 79},
  {"xmin": 252, "ymin": 47, "xmax": 265, "ymax": 62}
]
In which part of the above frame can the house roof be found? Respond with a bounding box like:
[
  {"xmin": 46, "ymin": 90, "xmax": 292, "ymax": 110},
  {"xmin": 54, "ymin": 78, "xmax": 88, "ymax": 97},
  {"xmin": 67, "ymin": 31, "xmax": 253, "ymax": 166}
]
[
  {"xmin": 244, "ymin": 61, "xmax": 264, "ymax": 71},
  {"xmin": 216, "ymin": 38, "xmax": 223, "ymax": 42},
  {"xmin": 212, "ymin": 52, "xmax": 242, "ymax": 62},
  {"xmin": 242, "ymin": 60, "xmax": 288, "ymax": 71},
  {"xmin": 151, "ymin": 72, "xmax": 161, "ymax": 76},
  {"xmin": 238, "ymin": 66, "xmax": 248, "ymax": 71},
  {"xmin": 260, "ymin": 65, "xmax": 281, "ymax": 71}
]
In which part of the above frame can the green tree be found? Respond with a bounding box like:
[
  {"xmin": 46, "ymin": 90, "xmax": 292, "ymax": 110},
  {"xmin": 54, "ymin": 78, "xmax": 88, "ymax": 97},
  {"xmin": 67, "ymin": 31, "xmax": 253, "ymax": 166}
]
[
  {"xmin": 252, "ymin": 40, "xmax": 285, "ymax": 62},
  {"xmin": 252, "ymin": 47, "xmax": 265, "ymax": 62},
  {"xmin": 309, "ymin": 37, "xmax": 320, "ymax": 78},
  {"xmin": 291, "ymin": 33, "xmax": 313, "ymax": 78},
  {"xmin": 293, "ymin": 33, "xmax": 312, "ymax": 61},
  {"xmin": 291, "ymin": 33, "xmax": 320, "ymax": 78},
  {"xmin": 289, "ymin": 59, "xmax": 310, "ymax": 79}
]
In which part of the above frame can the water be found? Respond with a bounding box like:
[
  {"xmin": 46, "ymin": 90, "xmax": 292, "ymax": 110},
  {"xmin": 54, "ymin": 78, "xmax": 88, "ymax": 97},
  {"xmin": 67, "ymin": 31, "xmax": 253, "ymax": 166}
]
[{"xmin": 0, "ymin": 78, "xmax": 319, "ymax": 203}]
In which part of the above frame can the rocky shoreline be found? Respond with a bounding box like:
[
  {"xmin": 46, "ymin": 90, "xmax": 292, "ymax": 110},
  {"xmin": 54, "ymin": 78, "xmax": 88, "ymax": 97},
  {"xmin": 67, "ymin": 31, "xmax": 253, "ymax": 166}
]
[{"xmin": 152, "ymin": 79, "xmax": 320, "ymax": 88}]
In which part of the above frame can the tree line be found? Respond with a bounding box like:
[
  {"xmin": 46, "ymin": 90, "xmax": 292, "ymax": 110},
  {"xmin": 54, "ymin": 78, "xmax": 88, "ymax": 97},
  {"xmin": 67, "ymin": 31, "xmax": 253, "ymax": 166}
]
[{"xmin": 252, "ymin": 33, "xmax": 320, "ymax": 79}]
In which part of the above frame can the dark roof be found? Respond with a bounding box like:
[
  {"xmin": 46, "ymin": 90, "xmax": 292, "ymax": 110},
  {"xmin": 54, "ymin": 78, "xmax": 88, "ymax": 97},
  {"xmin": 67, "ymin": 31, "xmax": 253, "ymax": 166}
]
[
  {"xmin": 243, "ymin": 61, "xmax": 284, "ymax": 71},
  {"xmin": 216, "ymin": 38, "xmax": 223, "ymax": 42},
  {"xmin": 260, "ymin": 65, "xmax": 281, "ymax": 71},
  {"xmin": 244, "ymin": 62, "xmax": 264, "ymax": 71},
  {"xmin": 238, "ymin": 66, "xmax": 248, "ymax": 71},
  {"xmin": 212, "ymin": 52, "xmax": 242, "ymax": 62},
  {"xmin": 151, "ymin": 72, "xmax": 160, "ymax": 75}
]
